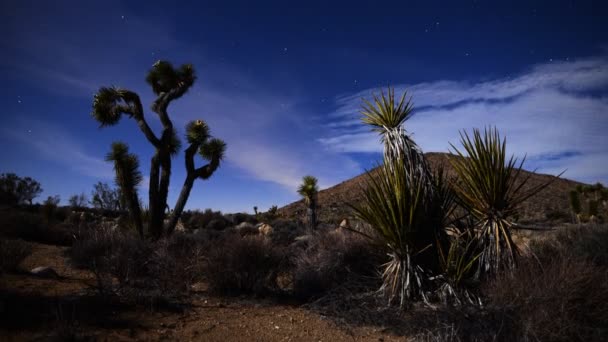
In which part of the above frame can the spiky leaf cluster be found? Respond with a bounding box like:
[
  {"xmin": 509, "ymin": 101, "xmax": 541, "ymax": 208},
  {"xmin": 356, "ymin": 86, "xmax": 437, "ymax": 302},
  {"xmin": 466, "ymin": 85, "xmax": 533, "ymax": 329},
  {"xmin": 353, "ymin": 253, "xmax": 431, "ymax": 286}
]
[
  {"xmin": 361, "ymin": 87, "xmax": 414, "ymax": 132},
  {"xmin": 105, "ymin": 142, "xmax": 143, "ymax": 193},
  {"xmin": 166, "ymin": 128, "xmax": 182, "ymax": 156},
  {"xmin": 199, "ymin": 138, "xmax": 227, "ymax": 164},
  {"xmin": 297, "ymin": 175, "xmax": 318, "ymax": 205},
  {"xmin": 186, "ymin": 120, "xmax": 210, "ymax": 144},
  {"xmin": 146, "ymin": 60, "xmax": 195, "ymax": 96},
  {"xmin": 92, "ymin": 87, "xmax": 124, "ymax": 126},
  {"xmin": 449, "ymin": 127, "xmax": 556, "ymax": 275}
]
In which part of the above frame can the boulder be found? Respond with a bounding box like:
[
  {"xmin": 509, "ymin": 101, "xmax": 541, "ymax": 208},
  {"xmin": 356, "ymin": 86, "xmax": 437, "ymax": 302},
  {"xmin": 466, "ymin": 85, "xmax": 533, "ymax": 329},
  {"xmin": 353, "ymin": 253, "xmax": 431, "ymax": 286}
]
[
  {"xmin": 258, "ymin": 223, "xmax": 273, "ymax": 236},
  {"xmin": 30, "ymin": 266, "xmax": 60, "ymax": 279},
  {"xmin": 339, "ymin": 218, "xmax": 350, "ymax": 230},
  {"xmin": 235, "ymin": 222, "xmax": 258, "ymax": 236}
]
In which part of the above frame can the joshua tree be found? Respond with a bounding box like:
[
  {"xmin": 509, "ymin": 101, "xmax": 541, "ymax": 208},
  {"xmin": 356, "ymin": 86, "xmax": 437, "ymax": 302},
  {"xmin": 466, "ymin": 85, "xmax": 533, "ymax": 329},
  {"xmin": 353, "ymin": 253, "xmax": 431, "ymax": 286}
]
[
  {"xmin": 449, "ymin": 127, "xmax": 558, "ymax": 277},
  {"xmin": 298, "ymin": 175, "xmax": 319, "ymax": 231},
  {"xmin": 106, "ymin": 142, "xmax": 144, "ymax": 238},
  {"xmin": 92, "ymin": 61, "xmax": 226, "ymax": 239}
]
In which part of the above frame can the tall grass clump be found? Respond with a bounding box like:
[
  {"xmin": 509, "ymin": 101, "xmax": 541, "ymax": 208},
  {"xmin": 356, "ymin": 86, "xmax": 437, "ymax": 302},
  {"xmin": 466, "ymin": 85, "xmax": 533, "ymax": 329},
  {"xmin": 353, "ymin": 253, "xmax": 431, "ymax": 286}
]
[{"xmin": 449, "ymin": 127, "xmax": 559, "ymax": 277}]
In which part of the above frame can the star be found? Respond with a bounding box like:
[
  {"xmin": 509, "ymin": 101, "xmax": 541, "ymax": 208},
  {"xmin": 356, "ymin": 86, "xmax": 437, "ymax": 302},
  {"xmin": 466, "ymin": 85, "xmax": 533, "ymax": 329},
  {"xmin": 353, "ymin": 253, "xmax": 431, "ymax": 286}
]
[
  {"xmin": 354, "ymin": 79, "xmax": 358, "ymax": 84},
  {"xmin": 283, "ymin": 47, "xmax": 288, "ymax": 52},
  {"xmin": 27, "ymin": 130, "xmax": 32, "ymax": 133},
  {"xmin": 121, "ymin": 15, "xmax": 125, "ymax": 20}
]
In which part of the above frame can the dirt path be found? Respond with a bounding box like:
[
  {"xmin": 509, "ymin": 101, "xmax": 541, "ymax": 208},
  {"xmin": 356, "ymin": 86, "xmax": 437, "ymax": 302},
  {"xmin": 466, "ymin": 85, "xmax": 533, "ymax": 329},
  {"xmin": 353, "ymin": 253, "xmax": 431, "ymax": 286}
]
[{"xmin": 1, "ymin": 242, "xmax": 405, "ymax": 341}]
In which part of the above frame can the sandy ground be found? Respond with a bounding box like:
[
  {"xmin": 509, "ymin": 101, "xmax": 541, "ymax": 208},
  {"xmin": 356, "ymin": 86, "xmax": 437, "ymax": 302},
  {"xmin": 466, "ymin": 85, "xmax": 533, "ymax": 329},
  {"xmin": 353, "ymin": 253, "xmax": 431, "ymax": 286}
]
[{"xmin": 0, "ymin": 241, "xmax": 406, "ymax": 341}]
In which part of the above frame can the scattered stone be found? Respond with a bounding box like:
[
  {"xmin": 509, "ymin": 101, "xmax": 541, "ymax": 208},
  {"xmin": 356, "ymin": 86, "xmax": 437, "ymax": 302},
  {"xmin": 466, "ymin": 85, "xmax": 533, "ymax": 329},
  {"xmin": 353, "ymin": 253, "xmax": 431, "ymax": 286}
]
[
  {"xmin": 30, "ymin": 266, "xmax": 60, "ymax": 279},
  {"xmin": 339, "ymin": 218, "xmax": 350, "ymax": 229},
  {"xmin": 258, "ymin": 223, "xmax": 273, "ymax": 236}
]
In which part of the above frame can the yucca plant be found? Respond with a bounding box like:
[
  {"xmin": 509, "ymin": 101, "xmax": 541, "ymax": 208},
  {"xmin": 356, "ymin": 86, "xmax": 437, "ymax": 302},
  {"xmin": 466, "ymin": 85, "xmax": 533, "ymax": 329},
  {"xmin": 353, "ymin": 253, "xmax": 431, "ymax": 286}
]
[
  {"xmin": 298, "ymin": 175, "xmax": 319, "ymax": 231},
  {"xmin": 435, "ymin": 230, "xmax": 481, "ymax": 306},
  {"xmin": 106, "ymin": 142, "xmax": 144, "ymax": 238},
  {"xmin": 350, "ymin": 158, "xmax": 455, "ymax": 307},
  {"xmin": 449, "ymin": 127, "xmax": 558, "ymax": 277},
  {"xmin": 361, "ymin": 88, "xmax": 431, "ymax": 185}
]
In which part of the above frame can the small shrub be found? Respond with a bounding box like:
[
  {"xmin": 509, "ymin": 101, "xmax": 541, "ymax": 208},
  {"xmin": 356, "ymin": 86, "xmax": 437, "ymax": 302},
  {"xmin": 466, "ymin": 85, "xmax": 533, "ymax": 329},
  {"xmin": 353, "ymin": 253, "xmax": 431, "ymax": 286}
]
[
  {"xmin": 206, "ymin": 217, "xmax": 229, "ymax": 231},
  {"xmin": 531, "ymin": 224, "xmax": 608, "ymax": 267},
  {"xmin": 0, "ymin": 239, "xmax": 32, "ymax": 273},
  {"xmin": 205, "ymin": 234, "xmax": 284, "ymax": 295},
  {"xmin": 484, "ymin": 253, "xmax": 608, "ymax": 341},
  {"xmin": 268, "ymin": 218, "xmax": 304, "ymax": 245},
  {"xmin": 292, "ymin": 230, "xmax": 381, "ymax": 300}
]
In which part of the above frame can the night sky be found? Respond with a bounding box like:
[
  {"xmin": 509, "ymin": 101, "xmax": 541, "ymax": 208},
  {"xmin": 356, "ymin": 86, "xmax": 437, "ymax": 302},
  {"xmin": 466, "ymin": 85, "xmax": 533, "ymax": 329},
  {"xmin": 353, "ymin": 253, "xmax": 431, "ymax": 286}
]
[{"xmin": 1, "ymin": 0, "xmax": 607, "ymax": 213}]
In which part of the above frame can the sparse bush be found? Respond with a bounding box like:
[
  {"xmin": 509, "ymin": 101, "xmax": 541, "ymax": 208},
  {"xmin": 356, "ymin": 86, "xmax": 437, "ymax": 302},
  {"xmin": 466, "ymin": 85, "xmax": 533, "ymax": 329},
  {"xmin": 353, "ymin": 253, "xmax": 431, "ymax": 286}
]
[
  {"xmin": 0, "ymin": 239, "xmax": 32, "ymax": 273},
  {"xmin": 484, "ymin": 253, "xmax": 608, "ymax": 341},
  {"xmin": 292, "ymin": 230, "xmax": 381, "ymax": 300},
  {"xmin": 530, "ymin": 224, "xmax": 608, "ymax": 267},
  {"xmin": 0, "ymin": 210, "xmax": 72, "ymax": 245},
  {"xmin": 70, "ymin": 228, "xmax": 204, "ymax": 299},
  {"xmin": 205, "ymin": 234, "xmax": 285, "ymax": 295},
  {"xmin": 206, "ymin": 217, "xmax": 229, "ymax": 230},
  {"xmin": 267, "ymin": 218, "xmax": 303, "ymax": 245}
]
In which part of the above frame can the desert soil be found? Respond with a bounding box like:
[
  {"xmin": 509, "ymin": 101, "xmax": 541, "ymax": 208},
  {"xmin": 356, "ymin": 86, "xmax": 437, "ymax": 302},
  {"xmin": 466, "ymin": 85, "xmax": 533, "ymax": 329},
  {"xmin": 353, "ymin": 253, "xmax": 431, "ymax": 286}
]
[{"xmin": 0, "ymin": 241, "xmax": 405, "ymax": 341}]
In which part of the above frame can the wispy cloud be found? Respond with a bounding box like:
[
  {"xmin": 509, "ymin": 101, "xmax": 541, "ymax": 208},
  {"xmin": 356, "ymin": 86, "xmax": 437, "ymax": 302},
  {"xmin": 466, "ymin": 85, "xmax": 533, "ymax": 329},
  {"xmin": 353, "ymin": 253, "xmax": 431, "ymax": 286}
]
[
  {"xmin": 320, "ymin": 55, "xmax": 608, "ymax": 184},
  {"xmin": 2, "ymin": 118, "xmax": 114, "ymax": 180}
]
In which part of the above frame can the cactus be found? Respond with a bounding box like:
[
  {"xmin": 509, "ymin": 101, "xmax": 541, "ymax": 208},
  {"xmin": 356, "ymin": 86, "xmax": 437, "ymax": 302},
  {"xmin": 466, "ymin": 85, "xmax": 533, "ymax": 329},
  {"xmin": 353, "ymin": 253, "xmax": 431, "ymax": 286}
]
[{"xmin": 92, "ymin": 61, "xmax": 226, "ymax": 239}]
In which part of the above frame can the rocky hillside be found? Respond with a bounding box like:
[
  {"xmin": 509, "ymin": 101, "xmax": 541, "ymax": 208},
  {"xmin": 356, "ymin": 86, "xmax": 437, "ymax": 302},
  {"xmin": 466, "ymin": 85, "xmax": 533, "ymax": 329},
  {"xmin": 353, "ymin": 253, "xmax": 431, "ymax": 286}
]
[{"xmin": 279, "ymin": 152, "xmax": 582, "ymax": 225}]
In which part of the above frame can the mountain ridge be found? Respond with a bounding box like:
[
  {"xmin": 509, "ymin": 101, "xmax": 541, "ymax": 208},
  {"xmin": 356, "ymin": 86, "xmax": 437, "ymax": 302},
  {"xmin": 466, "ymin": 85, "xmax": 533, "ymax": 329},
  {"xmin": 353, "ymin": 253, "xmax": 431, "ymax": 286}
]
[{"xmin": 278, "ymin": 152, "xmax": 581, "ymax": 225}]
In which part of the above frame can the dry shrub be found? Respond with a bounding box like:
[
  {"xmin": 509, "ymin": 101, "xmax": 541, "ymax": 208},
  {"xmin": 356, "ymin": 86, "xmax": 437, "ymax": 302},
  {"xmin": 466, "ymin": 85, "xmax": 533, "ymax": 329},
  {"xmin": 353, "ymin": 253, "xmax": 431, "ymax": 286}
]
[
  {"xmin": 0, "ymin": 210, "xmax": 72, "ymax": 245},
  {"xmin": 267, "ymin": 218, "xmax": 304, "ymax": 245},
  {"xmin": 292, "ymin": 230, "xmax": 382, "ymax": 300},
  {"xmin": 531, "ymin": 224, "xmax": 608, "ymax": 267},
  {"xmin": 205, "ymin": 234, "xmax": 285, "ymax": 295},
  {"xmin": 0, "ymin": 239, "xmax": 32, "ymax": 273},
  {"xmin": 70, "ymin": 228, "xmax": 204, "ymax": 300},
  {"xmin": 484, "ymin": 252, "xmax": 608, "ymax": 341}
]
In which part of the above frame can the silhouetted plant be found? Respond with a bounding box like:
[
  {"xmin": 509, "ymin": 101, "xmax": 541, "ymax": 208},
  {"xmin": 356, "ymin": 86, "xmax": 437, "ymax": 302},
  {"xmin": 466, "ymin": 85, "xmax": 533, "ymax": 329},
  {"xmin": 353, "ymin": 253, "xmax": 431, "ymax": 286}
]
[
  {"xmin": 449, "ymin": 127, "xmax": 559, "ymax": 277},
  {"xmin": 91, "ymin": 61, "xmax": 226, "ymax": 239},
  {"xmin": 298, "ymin": 176, "xmax": 319, "ymax": 232},
  {"xmin": 90, "ymin": 181, "xmax": 122, "ymax": 212},
  {"xmin": 0, "ymin": 173, "xmax": 42, "ymax": 206},
  {"xmin": 106, "ymin": 142, "xmax": 144, "ymax": 238},
  {"xmin": 68, "ymin": 193, "xmax": 88, "ymax": 209}
]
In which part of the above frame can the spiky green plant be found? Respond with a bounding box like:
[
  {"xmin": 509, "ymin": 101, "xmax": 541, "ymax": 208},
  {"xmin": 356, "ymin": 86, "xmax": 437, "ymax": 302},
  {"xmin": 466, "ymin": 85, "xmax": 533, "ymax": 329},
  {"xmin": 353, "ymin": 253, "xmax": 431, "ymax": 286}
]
[
  {"xmin": 298, "ymin": 175, "xmax": 319, "ymax": 231},
  {"xmin": 449, "ymin": 127, "xmax": 558, "ymax": 277},
  {"xmin": 350, "ymin": 158, "xmax": 455, "ymax": 307},
  {"xmin": 361, "ymin": 88, "xmax": 431, "ymax": 185},
  {"xmin": 106, "ymin": 142, "xmax": 144, "ymax": 238},
  {"xmin": 92, "ymin": 62, "xmax": 226, "ymax": 238},
  {"xmin": 435, "ymin": 230, "xmax": 481, "ymax": 306}
]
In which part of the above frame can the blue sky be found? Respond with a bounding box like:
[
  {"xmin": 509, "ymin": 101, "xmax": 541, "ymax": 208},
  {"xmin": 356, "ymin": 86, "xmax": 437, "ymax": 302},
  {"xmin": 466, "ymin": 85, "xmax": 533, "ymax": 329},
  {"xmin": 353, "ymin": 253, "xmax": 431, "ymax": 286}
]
[{"xmin": 1, "ymin": 0, "xmax": 607, "ymax": 213}]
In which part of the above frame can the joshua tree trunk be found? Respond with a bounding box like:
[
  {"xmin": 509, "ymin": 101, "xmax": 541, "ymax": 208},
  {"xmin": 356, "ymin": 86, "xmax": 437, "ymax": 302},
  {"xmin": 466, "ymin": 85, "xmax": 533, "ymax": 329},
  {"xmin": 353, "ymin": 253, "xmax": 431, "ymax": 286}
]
[
  {"xmin": 166, "ymin": 174, "xmax": 195, "ymax": 234},
  {"xmin": 307, "ymin": 199, "xmax": 317, "ymax": 232}
]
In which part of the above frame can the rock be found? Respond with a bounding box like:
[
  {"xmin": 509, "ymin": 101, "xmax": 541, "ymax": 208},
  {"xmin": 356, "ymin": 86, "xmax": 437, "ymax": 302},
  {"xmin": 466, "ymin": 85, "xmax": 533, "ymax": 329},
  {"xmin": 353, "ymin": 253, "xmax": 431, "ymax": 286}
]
[
  {"xmin": 339, "ymin": 218, "xmax": 350, "ymax": 229},
  {"xmin": 235, "ymin": 222, "xmax": 258, "ymax": 236},
  {"xmin": 258, "ymin": 223, "xmax": 273, "ymax": 236},
  {"xmin": 30, "ymin": 266, "xmax": 60, "ymax": 279}
]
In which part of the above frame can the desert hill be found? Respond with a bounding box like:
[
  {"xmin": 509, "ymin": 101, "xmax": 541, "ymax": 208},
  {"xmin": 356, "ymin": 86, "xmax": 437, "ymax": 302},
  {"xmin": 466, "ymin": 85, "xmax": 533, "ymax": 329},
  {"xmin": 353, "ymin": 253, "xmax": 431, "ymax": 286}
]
[{"xmin": 278, "ymin": 152, "xmax": 582, "ymax": 225}]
